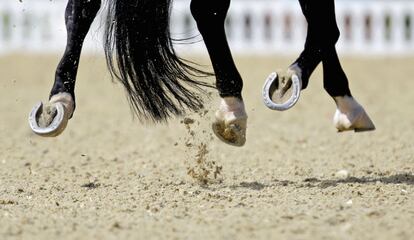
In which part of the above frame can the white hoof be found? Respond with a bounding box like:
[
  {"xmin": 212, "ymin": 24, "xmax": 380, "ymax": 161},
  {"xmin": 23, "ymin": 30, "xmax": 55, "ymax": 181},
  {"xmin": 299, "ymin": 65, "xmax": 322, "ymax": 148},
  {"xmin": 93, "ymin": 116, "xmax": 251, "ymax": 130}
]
[
  {"xmin": 263, "ymin": 66, "xmax": 302, "ymax": 111},
  {"xmin": 29, "ymin": 93, "xmax": 74, "ymax": 137},
  {"xmin": 212, "ymin": 97, "xmax": 247, "ymax": 147},
  {"xmin": 333, "ymin": 96, "xmax": 375, "ymax": 132}
]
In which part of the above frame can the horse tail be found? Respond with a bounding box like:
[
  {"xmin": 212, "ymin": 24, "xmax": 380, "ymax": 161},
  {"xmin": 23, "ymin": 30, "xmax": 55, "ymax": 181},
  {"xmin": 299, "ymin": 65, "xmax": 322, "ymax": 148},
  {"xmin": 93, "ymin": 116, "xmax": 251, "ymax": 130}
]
[{"xmin": 104, "ymin": 0, "xmax": 212, "ymax": 122}]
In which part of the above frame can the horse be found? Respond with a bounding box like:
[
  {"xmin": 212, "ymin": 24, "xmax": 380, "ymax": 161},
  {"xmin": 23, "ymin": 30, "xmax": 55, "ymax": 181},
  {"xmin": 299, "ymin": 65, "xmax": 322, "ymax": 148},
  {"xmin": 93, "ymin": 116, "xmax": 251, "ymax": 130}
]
[{"xmin": 28, "ymin": 0, "xmax": 375, "ymax": 146}]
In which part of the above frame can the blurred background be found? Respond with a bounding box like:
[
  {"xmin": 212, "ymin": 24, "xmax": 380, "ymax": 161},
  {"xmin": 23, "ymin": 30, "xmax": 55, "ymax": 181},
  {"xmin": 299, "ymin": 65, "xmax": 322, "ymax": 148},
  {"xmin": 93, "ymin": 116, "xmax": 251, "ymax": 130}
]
[{"xmin": 0, "ymin": 0, "xmax": 413, "ymax": 56}]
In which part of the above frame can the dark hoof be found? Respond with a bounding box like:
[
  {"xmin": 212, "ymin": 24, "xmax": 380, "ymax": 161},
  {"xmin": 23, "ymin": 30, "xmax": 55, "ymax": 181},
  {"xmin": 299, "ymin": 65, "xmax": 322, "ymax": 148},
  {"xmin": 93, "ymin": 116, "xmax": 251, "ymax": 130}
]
[
  {"xmin": 262, "ymin": 72, "xmax": 301, "ymax": 111},
  {"xmin": 28, "ymin": 101, "xmax": 69, "ymax": 137}
]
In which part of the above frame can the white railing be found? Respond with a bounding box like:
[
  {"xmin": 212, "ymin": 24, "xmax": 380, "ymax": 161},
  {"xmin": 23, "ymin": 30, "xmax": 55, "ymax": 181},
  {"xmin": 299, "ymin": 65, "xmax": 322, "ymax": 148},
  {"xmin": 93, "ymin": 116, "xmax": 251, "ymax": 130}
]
[{"xmin": 0, "ymin": 0, "xmax": 414, "ymax": 56}]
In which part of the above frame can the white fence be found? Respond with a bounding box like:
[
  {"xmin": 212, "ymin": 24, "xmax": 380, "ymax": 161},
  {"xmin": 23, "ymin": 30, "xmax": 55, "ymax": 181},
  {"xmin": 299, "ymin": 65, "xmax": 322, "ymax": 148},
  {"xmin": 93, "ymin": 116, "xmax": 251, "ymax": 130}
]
[{"xmin": 1, "ymin": 0, "xmax": 414, "ymax": 56}]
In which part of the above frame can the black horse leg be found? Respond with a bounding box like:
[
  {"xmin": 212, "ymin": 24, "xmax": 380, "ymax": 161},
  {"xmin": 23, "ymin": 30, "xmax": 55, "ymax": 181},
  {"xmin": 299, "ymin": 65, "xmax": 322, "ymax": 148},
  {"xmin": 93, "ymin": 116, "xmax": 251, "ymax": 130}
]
[
  {"xmin": 295, "ymin": 0, "xmax": 374, "ymax": 131},
  {"xmin": 29, "ymin": 0, "xmax": 101, "ymax": 137},
  {"xmin": 190, "ymin": 0, "xmax": 243, "ymax": 99},
  {"xmin": 191, "ymin": 0, "xmax": 247, "ymax": 147},
  {"xmin": 294, "ymin": 0, "xmax": 350, "ymax": 96},
  {"xmin": 50, "ymin": 0, "xmax": 101, "ymax": 114},
  {"xmin": 322, "ymin": 46, "xmax": 351, "ymax": 97},
  {"xmin": 263, "ymin": 0, "xmax": 335, "ymax": 111}
]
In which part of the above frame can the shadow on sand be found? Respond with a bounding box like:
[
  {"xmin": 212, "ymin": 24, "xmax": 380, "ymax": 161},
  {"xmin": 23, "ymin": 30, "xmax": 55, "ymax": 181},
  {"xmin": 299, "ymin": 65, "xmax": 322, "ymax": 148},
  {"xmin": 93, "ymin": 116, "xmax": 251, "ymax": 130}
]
[{"xmin": 228, "ymin": 173, "xmax": 414, "ymax": 191}]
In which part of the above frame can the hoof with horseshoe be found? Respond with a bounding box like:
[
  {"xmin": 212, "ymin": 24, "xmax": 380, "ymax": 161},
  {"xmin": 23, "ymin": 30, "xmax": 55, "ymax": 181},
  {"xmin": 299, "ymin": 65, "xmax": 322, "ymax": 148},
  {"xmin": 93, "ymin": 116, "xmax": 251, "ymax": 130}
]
[
  {"xmin": 28, "ymin": 93, "xmax": 74, "ymax": 137},
  {"xmin": 262, "ymin": 68, "xmax": 302, "ymax": 111}
]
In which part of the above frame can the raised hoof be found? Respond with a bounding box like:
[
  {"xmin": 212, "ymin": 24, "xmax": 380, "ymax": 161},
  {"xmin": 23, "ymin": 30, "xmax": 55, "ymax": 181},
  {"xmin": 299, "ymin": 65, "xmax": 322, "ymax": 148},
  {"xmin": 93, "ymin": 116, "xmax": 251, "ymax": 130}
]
[
  {"xmin": 29, "ymin": 101, "xmax": 70, "ymax": 137},
  {"xmin": 212, "ymin": 116, "xmax": 247, "ymax": 147},
  {"xmin": 212, "ymin": 97, "xmax": 247, "ymax": 147},
  {"xmin": 262, "ymin": 70, "xmax": 301, "ymax": 111},
  {"xmin": 334, "ymin": 108, "xmax": 376, "ymax": 133},
  {"xmin": 29, "ymin": 93, "xmax": 74, "ymax": 137}
]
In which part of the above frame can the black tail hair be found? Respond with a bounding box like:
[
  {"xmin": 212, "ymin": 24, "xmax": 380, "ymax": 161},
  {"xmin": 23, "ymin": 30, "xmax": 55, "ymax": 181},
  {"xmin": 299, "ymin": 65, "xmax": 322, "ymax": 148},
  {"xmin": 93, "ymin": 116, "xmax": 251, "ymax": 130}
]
[{"xmin": 104, "ymin": 0, "xmax": 212, "ymax": 122}]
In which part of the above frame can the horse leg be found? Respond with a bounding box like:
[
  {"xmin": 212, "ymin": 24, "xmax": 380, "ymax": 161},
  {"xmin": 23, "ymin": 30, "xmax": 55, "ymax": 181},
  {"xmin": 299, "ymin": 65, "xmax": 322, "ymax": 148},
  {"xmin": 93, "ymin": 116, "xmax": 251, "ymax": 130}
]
[
  {"xmin": 299, "ymin": 0, "xmax": 375, "ymax": 132},
  {"xmin": 322, "ymin": 46, "xmax": 374, "ymax": 132},
  {"xmin": 29, "ymin": 0, "xmax": 101, "ymax": 137},
  {"xmin": 264, "ymin": 0, "xmax": 374, "ymax": 131},
  {"xmin": 191, "ymin": 0, "xmax": 247, "ymax": 146},
  {"xmin": 263, "ymin": 0, "xmax": 326, "ymax": 111}
]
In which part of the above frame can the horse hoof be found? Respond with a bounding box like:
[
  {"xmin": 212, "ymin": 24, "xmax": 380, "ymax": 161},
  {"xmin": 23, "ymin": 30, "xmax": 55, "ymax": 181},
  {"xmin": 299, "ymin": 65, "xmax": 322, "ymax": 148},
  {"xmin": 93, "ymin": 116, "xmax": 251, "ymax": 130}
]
[
  {"xmin": 28, "ymin": 101, "xmax": 70, "ymax": 137},
  {"xmin": 212, "ymin": 116, "xmax": 247, "ymax": 147},
  {"xmin": 262, "ymin": 71, "xmax": 301, "ymax": 111},
  {"xmin": 334, "ymin": 109, "xmax": 376, "ymax": 132},
  {"xmin": 212, "ymin": 97, "xmax": 247, "ymax": 147},
  {"xmin": 333, "ymin": 97, "xmax": 376, "ymax": 132}
]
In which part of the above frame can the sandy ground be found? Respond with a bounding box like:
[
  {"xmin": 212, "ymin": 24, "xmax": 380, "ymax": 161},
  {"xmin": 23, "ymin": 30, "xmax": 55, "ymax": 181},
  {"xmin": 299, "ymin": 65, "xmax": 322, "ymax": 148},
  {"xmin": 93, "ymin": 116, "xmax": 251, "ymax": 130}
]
[{"xmin": 0, "ymin": 55, "xmax": 413, "ymax": 240}]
